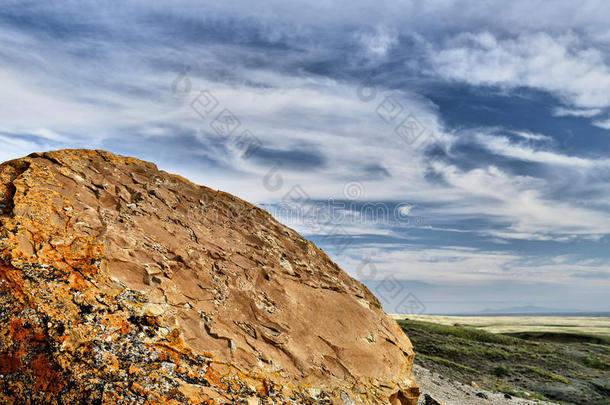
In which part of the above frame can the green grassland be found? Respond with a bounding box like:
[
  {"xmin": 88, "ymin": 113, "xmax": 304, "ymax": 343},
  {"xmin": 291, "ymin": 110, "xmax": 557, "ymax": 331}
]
[{"xmin": 397, "ymin": 317, "xmax": 610, "ymax": 405}]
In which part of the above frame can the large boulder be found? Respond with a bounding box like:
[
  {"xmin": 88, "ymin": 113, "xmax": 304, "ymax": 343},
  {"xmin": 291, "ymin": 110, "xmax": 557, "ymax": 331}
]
[{"xmin": 0, "ymin": 149, "xmax": 419, "ymax": 404}]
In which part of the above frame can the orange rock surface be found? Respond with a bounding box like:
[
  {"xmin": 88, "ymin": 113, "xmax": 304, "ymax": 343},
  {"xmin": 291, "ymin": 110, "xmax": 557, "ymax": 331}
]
[{"xmin": 0, "ymin": 149, "xmax": 419, "ymax": 404}]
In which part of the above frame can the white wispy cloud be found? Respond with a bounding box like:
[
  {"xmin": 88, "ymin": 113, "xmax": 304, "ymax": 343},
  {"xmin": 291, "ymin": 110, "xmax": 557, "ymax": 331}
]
[
  {"xmin": 511, "ymin": 130, "xmax": 552, "ymax": 142},
  {"xmin": 359, "ymin": 25, "xmax": 399, "ymax": 60},
  {"xmin": 432, "ymin": 162, "xmax": 610, "ymax": 240},
  {"xmin": 593, "ymin": 119, "xmax": 610, "ymax": 130},
  {"xmin": 337, "ymin": 244, "xmax": 610, "ymax": 286},
  {"xmin": 553, "ymin": 107, "xmax": 603, "ymax": 118},
  {"xmin": 429, "ymin": 31, "xmax": 610, "ymax": 109},
  {"xmin": 475, "ymin": 133, "xmax": 598, "ymax": 167}
]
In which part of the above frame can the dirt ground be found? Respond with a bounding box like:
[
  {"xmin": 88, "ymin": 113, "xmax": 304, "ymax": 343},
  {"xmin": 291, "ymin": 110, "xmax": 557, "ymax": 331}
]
[{"xmin": 414, "ymin": 364, "xmax": 558, "ymax": 405}]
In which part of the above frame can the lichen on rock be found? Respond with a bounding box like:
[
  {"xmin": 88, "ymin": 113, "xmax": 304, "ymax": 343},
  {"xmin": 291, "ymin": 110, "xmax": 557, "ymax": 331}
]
[{"xmin": 0, "ymin": 149, "xmax": 419, "ymax": 404}]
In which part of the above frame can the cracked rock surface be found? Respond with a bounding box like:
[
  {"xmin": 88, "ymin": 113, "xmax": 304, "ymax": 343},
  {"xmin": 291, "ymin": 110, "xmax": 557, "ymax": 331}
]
[{"xmin": 0, "ymin": 149, "xmax": 419, "ymax": 404}]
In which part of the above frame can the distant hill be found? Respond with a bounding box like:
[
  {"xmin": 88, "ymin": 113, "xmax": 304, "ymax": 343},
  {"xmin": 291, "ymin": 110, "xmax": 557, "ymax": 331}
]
[{"xmin": 480, "ymin": 305, "xmax": 583, "ymax": 314}]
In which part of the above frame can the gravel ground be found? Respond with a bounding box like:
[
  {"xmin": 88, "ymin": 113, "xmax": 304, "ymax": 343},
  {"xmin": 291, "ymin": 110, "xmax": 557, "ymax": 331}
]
[{"xmin": 414, "ymin": 365, "xmax": 558, "ymax": 405}]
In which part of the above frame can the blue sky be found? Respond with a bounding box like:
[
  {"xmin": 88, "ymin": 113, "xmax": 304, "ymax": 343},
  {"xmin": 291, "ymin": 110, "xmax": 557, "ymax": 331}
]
[{"xmin": 1, "ymin": 0, "xmax": 609, "ymax": 313}]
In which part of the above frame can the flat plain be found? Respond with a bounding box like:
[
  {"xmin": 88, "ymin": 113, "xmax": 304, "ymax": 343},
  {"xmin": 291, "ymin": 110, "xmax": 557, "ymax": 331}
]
[{"xmin": 390, "ymin": 314, "xmax": 610, "ymax": 337}]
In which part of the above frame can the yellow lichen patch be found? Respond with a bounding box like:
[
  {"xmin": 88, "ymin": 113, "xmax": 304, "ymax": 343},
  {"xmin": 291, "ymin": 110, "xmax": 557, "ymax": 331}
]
[{"xmin": 128, "ymin": 365, "xmax": 141, "ymax": 376}]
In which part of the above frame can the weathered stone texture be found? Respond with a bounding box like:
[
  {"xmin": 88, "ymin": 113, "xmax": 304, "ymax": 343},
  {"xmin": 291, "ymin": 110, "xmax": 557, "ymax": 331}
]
[{"xmin": 0, "ymin": 149, "xmax": 419, "ymax": 404}]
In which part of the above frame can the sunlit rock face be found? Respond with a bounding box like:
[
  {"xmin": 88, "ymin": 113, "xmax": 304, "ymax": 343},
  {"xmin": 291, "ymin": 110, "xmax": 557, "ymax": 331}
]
[{"xmin": 0, "ymin": 149, "xmax": 419, "ymax": 404}]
